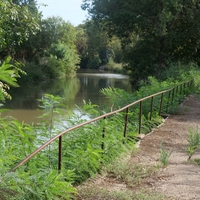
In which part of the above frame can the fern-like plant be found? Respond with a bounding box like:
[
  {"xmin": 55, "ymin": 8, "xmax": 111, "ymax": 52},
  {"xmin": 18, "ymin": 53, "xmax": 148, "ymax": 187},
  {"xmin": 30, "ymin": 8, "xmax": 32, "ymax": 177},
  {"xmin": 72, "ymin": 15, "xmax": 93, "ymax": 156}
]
[{"xmin": 0, "ymin": 57, "xmax": 24, "ymax": 101}]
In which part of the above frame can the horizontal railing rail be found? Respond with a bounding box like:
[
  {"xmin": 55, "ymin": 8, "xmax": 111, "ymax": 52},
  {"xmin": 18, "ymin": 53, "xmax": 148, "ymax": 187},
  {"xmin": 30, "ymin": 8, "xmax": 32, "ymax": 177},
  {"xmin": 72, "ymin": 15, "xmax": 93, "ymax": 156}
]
[{"xmin": 10, "ymin": 79, "xmax": 194, "ymax": 172}]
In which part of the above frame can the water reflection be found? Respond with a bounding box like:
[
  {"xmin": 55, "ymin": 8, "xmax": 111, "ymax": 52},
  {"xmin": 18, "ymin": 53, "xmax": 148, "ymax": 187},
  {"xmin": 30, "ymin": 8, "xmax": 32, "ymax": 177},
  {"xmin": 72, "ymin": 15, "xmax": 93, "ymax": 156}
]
[
  {"xmin": 76, "ymin": 71, "xmax": 131, "ymax": 106},
  {"xmin": 3, "ymin": 70, "xmax": 132, "ymax": 123}
]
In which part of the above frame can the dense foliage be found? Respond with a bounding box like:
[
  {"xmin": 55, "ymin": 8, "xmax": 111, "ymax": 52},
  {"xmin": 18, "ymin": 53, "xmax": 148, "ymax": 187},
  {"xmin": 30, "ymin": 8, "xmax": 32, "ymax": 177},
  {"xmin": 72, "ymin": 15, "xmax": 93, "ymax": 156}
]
[
  {"xmin": 0, "ymin": 0, "xmax": 81, "ymax": 81},
  {"xmin": 0, "ymin": 0, "xmax": 125, "ymax": 82},
  {"xmin": 2, "ymin": 0, "xmax": 200, "ymax": 82},
  {"xmin": 21, "ymin": 16, "xmax": 80, "ymax": 81},
  {"xmin": 82, "ymin": 0, "xmax": 200, "ymax": 81},
  {"xmin": 76, "ymin": 21, "xmax": 123, "ymax": 71},
  {"xmin": 0, "ymin": 61, "xmax": 198, "ymax": 199},
  {"xmin": 0, "ymin": 0, "xmax": 40, "ymax": 58}
]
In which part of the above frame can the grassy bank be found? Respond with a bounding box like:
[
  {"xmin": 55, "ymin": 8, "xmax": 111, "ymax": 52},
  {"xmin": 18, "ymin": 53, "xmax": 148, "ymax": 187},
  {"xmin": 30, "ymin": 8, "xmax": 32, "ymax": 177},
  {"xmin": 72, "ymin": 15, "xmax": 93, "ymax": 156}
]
[{"xmin": 1, "ymin": 62, "xmax": 200, "ymax": 199}]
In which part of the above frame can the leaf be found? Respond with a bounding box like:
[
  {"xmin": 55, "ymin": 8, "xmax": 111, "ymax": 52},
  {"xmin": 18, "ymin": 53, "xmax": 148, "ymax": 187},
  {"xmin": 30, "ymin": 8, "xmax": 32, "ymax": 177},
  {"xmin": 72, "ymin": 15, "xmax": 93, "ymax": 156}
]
[{"xmin": 0, "ymin": 57, "xmax": 19, "ymax": 87}]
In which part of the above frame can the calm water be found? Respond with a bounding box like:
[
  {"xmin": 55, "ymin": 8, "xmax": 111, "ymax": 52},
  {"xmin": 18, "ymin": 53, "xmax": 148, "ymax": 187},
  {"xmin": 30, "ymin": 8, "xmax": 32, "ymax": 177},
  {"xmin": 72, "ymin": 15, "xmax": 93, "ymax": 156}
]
[{"xmin": 3, "ymin": 69, "xmax": 132, "ymax": 123}]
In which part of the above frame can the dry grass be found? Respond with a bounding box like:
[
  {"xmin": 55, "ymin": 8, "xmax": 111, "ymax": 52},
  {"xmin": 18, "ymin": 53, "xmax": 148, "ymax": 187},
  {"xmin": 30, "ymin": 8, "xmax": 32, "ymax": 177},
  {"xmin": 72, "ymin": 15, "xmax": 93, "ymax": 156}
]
[{"xmin": 76, "ymin": 151, "xmax": 167, "ymax": 200}]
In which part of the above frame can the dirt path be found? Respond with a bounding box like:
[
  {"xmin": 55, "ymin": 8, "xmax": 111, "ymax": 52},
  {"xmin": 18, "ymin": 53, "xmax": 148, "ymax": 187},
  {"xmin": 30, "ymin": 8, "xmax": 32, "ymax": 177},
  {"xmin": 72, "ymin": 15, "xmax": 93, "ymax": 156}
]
[
  {"xmin": 136, "ymin": 94, "xmax": 200, "ymax": 199},
  {"xmin": 78, "ymin": 94, "xmax": 200, "ymax": 200}
]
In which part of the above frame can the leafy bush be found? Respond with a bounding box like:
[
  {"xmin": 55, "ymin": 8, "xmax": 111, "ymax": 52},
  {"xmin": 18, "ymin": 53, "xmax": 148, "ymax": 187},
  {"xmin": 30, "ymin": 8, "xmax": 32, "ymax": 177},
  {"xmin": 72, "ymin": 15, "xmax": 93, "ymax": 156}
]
[
  {"xmin": 0, "ymin": 93, "xmax": 137, "ymax": 198},
  {"xmin": 0, "ymin": 169, "xmax": 76, "ymax": 200}
]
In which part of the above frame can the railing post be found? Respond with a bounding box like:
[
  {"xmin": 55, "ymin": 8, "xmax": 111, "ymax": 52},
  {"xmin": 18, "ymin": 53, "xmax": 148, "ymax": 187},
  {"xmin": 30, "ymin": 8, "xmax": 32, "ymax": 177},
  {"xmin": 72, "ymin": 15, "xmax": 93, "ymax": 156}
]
[
  {"xmin": 178, "ymin": 84, "xmax": 183, "ymax": 103},
  {"xmin": 139, "ymin": 101, "xmax": 142, "ymax": 134},
  {"xmin": 172, "ymin": 88, "xmax": 175, "ymax": 104},
  {"xmin": 180, "ymin": 84, "xmax": 182, "ymax": 95},
  {"xmin": 191, "ymin": 79, "xmax": 194, "ymax": 89},
  {"xmin": 176, "ymin": 85, "xmax": 178, "ymax": 95},
  {"xmin": 124, "ymin": 107, "xmax": 129, "ymax": 138},
  {"xmin": 58, "ymin": 136, "xmax": 62, "ymax": 173},
  {"xmin": 166, "ymin": 91, "xmax": 171, "ymax": 113},
  {"xmin": 150, "ymin": 96, "xmax": 154, "ymax": 120},
  {"xmin": 190, "ymin": 79, "xmax": 194, "ymax": 90},
  {"xmin": 176, "ymin": 85, "xmax": 178, "ymax": 93},
  {"xmin": 159, "ymin": 93, "xmax": 164, "ymax": 116},
  {"xmin": 101, "ymin": 117, "xmax": 106, "ymax": 150},
  {"xmin": 183, "ymin": 83, "xmax": 186, "ymax": 93},
  {"xmin": 175, "ymin": 85, "xmax": 180, "ymax": 103}
]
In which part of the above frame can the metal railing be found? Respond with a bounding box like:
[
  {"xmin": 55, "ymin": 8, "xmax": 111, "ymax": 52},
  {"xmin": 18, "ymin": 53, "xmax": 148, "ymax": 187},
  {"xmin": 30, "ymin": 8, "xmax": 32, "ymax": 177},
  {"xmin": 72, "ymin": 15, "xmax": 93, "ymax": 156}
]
[{"xmin": 10, "ymin": 79, "xmax": 194, "ymax": 172}]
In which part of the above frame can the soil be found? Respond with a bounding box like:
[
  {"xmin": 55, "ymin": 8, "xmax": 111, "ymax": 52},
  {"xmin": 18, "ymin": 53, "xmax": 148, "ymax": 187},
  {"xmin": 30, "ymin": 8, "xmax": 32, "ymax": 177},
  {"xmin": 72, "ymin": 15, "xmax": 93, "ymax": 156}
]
[{"xmin": 78, "ymin": 94, "xmax": 200, "ymax": 200}]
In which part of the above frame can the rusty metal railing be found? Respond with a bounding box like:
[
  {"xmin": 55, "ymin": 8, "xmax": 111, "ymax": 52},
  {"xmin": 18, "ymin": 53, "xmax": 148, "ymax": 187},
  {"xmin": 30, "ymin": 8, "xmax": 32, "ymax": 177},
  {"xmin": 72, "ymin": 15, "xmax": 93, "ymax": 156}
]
[{"xmin": 10, "ymin": 79, "xmax": 194, "ymax": 172}]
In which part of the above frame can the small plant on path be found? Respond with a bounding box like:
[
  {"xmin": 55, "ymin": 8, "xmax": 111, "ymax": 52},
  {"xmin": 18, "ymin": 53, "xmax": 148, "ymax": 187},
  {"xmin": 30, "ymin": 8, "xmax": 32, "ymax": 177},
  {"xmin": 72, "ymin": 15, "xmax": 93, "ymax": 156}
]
[
  {"xmin": 159, "ymin": 143, "xmax": 173, "ymax": 167},
  {"xmin": 186, "ymin": 127, "xmax": 200, "ymax": 160}
]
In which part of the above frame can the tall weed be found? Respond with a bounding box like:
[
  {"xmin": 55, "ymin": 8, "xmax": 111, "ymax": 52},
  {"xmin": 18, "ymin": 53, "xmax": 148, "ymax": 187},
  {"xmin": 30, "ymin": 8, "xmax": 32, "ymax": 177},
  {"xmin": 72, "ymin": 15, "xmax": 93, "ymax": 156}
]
[
  {"xmin": 159, "ymin": 144, "xmax": 173, "ymax": 167},
  {"xmin": 187, "ymin": 127, "xmax": 200, "ymax": 160}
]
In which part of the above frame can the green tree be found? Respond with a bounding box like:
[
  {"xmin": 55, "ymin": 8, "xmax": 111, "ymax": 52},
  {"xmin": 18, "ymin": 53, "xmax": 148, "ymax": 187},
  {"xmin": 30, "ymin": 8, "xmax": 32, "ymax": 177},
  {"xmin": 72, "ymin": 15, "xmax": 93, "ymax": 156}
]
[
  {"xmin": 0, "ymin": 0, "xmax": 40, "ymax": 60},
  {"xmin": 82, "ymin": 0, "xmax": 200, "ymax": 81},
  {"xmin": 75, "ymin": 25, "xmax": 89, "ymax": 68},
  {"xmin": 17, "ymin": 16, "xmax": 80, "ymax": 80},
  {"xmin": 85, "ymin": 21, "xmax": 110, "ymax": 68},
  {"xmin": 41, "ymin": 17, "xmax": 80, "ymax": 77},
  {"xmin": 77, "ymin": 21, "xmax": 121, "ymax": 69}
]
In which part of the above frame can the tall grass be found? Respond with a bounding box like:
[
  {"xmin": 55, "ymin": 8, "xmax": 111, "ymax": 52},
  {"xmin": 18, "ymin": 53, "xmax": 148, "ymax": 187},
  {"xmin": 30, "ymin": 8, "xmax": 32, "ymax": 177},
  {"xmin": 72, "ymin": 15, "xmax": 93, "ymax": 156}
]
[
  {"xmin": 159, "ymin": 144, "xmax": 173, "ymax": 167},
  {"xmin": 187, "ymin": 127, "xmax": 200, "ymax": 160}
]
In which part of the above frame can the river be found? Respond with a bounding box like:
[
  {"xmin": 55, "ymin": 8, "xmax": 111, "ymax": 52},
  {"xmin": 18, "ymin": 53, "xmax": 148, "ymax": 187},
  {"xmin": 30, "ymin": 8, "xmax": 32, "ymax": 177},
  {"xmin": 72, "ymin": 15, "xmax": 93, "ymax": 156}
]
[{"xmin": 2, "ymin": 69, "xmax": 132, "ymax": 123}]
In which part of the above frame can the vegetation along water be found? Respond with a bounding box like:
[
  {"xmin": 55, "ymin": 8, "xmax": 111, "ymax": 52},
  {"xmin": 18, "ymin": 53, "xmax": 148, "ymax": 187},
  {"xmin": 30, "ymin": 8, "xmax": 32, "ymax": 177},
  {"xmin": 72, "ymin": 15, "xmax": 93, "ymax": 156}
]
[{"xmin": 0, "ymin": 0, "xmax": 200, "ymax": 199}]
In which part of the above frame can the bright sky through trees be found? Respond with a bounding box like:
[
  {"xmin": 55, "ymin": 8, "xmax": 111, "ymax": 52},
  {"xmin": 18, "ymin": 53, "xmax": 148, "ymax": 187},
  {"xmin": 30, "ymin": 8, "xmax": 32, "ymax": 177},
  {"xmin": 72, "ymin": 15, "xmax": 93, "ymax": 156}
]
[{"xmin": 37, "ymin": 0, "xmax": 88, "ymax": 26}]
